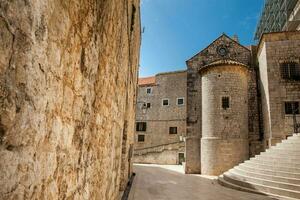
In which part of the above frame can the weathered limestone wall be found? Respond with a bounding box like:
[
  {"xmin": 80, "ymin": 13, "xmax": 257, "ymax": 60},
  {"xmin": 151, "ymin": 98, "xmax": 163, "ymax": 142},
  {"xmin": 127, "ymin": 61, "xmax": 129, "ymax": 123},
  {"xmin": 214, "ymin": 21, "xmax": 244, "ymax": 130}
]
[
  {"xmin": 0, "ymin": 0, "xmax": 140, "ymax": 199},
  {"xmin": 185, "ymin": 34, "xmax": 261, "ymax": 174},
  {"xmin": 133, "ymin": 142, "xmax": 185, "ymax": 165},
  {"xmin": 133, "ymin": 150, "xmax": 181, "ymax": 165},
  {"xmin": 201, "ymin": 65, "xmax": 249, "ymax": 175},
  {"xmin": 257, "ymin": 31, "xmax": 300, "ymax": 146},
  {"xmin": 257, "ymin": 43, "xmax": 272, "ymax": 146},
  {"xmin": 135, "ymin": 71, "xmax": 186, "ymax": 163}
]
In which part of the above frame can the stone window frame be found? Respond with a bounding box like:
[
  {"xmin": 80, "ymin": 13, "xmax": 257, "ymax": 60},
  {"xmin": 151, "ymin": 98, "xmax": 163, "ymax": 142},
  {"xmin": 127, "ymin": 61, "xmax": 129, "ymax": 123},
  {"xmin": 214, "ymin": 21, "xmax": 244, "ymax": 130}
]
[
  {"xmin": 284, "ymin": 101, "xmax": 300, "ymax": 115},
  {"xmin": 146, "ymin": 102, "xmax": 151, "ymax": 108},
  {"xmin": 162, "ymin": 98, "xmax": 170, "ymax": 106},
  {"xmin": 178, "ymin": 152, "xmax": 185, "ymax": 164},
  {"xmin": 176, "ymin": 97, "xmax": 185, "ymax": 106},
  {"xmin": 146, "ymin": 87, "xmax": 152, "ymax": 94},
  {"xmin": 136, "ymin": 122, "xmax": 147, "ymax": 132},
  {"xmin": 137, "ymin": 135, "xmax": 145, "ymax": 142},
  {"xmin": 221, "ymin": 96, "xmax": 230, "ymax": 110},
  {"xmin": 278, "ymin": 58, "xmax": 300, "ymax": 81},
  {"xmin": 169, "ymin": 127, "xmax": 178, "ymax": 134}
]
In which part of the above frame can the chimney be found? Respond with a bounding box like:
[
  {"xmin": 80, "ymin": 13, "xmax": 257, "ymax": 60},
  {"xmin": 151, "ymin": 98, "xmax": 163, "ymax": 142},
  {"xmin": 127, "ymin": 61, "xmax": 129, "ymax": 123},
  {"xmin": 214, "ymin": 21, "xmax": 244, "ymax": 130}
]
[{"xmin": 232, "ymin": 34, "xmax": 239, "ymax": 43}]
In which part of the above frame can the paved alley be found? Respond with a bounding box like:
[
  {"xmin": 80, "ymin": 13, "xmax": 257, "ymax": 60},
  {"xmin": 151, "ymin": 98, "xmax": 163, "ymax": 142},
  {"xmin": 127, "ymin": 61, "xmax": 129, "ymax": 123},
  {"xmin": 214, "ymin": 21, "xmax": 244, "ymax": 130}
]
[{"xmin": 128, "ymin": 164, "xmax": 278, "ymax": 200}]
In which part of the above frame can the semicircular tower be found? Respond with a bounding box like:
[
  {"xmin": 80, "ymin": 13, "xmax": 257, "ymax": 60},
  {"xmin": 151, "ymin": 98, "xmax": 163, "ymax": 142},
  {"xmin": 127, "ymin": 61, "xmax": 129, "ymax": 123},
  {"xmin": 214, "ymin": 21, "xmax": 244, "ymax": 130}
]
[{"xmin": 201, "ymin": 60, "xmax": 249, "ymax": 175}]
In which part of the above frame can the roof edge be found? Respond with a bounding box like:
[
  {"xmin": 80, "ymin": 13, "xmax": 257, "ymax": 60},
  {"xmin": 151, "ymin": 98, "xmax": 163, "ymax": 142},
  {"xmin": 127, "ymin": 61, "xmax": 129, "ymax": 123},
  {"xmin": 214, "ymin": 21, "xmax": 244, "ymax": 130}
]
[{"xmin": 186, "ymin": 33, "xmax": 250, "ymax": 63}]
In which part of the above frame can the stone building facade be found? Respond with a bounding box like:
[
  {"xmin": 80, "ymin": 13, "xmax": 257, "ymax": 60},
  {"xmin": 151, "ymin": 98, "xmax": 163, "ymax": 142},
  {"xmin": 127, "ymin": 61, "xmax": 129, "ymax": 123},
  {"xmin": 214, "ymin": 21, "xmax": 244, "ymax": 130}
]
[
  {"xmin": 185, "ymin": 31, "xmax": 300, "ymax": 176},
  {"xmin": 0, "ymin": 1, "xmax": 140, "ymax": 199},
  {"xmin": 257, "ymin": 31, "xmax": 300, "ymax": 146},
  {"xmin": 133, "ymin": 71, "xmax": 186, "ymax": 165}
]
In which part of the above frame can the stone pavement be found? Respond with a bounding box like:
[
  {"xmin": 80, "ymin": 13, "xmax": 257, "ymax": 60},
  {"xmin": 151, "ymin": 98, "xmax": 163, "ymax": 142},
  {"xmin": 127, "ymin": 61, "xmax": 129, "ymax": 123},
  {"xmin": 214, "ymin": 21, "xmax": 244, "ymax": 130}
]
[{"xmin": 128, "ymin": 164, "xmax": 278, "ymax": 200}]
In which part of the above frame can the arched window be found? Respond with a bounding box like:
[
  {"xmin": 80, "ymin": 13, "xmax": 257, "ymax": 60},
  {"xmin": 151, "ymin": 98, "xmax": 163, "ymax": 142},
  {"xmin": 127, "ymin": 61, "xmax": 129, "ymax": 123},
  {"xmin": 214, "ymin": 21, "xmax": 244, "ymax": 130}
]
[{"xmin": 280, "ymin": 61, "xmax": 300, "ymax": 80}]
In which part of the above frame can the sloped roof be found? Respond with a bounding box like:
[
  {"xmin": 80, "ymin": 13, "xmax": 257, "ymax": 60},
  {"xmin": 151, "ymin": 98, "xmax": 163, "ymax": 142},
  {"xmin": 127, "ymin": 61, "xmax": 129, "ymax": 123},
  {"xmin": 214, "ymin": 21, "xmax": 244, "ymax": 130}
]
[
  {"xmin": 199, "ymin": 59, "xmax": 248, "ymax": 72},
  {"xmin": 138, "ymin": 76, "xmax": 156, "ymax": 86},
  {"xmin": 204, "ymin": 59, "xmax": 248, "ymax": 68},
  {"xmin": 186, "ymin": 33, "xmax": 250, "ymax": 63}
]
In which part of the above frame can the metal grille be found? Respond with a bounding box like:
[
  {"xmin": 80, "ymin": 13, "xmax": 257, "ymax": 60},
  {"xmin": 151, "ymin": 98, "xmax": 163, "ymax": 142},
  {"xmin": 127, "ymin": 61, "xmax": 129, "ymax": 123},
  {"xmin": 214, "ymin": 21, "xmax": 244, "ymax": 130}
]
[
  {"xmin": 285, "ymin": 102, "xmax": 299, "ymax": 114},
  {"xmin": 136, "ymin": 122, "xmax": 147, "ymax": 131},
  {"xmin": 280, "ymin": 62, "xmax": 300, "ymax": 80},
  {"xmin": 254, "ymin": 0, "xmax": 298, "ymax": 40},
  {"xmin": 222, "ymin": 97, "xmax": 230, "ymax": 110}
]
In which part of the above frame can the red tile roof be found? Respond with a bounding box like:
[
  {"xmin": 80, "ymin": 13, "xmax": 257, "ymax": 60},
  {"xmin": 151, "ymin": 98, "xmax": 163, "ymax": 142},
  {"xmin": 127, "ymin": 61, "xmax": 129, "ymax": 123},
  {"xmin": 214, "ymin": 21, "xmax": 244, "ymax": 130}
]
[{"xmin": 138, "ymin": 76, "xmax": 156, "ymax": 86}]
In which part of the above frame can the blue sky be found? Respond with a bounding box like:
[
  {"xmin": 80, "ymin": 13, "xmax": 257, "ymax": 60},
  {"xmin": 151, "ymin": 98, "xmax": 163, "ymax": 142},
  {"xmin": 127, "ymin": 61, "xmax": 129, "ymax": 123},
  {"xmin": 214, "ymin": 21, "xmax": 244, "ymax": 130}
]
[{"xmin": 139, "ymin": 0, "xmax": 263, "ymax": 77}]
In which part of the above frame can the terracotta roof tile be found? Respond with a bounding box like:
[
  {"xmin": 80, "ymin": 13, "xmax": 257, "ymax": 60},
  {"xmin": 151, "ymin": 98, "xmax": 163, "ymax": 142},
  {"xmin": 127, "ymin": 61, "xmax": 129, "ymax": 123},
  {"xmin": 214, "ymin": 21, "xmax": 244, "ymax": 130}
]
[{"xmin": 138, "ymin": 76, "xmax": 156, "ymax": 86}]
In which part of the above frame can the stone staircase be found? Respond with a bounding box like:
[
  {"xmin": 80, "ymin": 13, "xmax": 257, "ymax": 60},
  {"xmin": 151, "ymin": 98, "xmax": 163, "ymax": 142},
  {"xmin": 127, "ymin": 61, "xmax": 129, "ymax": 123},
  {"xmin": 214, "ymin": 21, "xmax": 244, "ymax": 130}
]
[
  {"xmin": 134, "ymin": 141, "xmax": 184, "ymax": 156},
  {"xmin": 218, "ymin": 134, "xmax": 300, "ymax": 200}
]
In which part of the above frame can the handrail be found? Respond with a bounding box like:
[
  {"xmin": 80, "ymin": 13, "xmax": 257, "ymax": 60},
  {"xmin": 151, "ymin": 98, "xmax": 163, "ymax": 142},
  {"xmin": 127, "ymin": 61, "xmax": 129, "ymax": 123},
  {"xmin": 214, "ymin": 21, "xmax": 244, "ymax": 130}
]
[{"xmin": 135, "ymin": 141, "xmax": 184, "ymax": 151}]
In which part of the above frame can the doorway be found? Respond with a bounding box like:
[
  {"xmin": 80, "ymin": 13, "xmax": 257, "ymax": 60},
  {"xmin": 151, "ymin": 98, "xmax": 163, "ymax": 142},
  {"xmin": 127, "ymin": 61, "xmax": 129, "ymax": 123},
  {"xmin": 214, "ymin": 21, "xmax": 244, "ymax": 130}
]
[{"xmin": 178, "ymin": 152, "xmax": 185, "ymax": 165}]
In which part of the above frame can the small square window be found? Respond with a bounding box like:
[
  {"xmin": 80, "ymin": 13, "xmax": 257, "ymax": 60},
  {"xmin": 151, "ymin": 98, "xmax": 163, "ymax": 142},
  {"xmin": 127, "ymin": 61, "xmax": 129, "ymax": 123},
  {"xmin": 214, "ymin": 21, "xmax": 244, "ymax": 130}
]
[
  {"xmin": 285, "ymin": 102, "xmax": 299, "ymax": 114},
  {"xmin": 136, "ymin": 122, "xmax": 147, "ymax": 131},
  {"xmin": 169, "ymin": 127, "xmax": 177, "ymax": 134},
  {"xmin": 222, "ymin": 97, "xmax": 230, "ymax": 110},
  {"xmin": 162, "ymin": 99, "xmax": 169, "ymax": 106},
  {"xmin": 146, "ymin": 87, "xmax": 152, "ymax": 94},
  {"xmin": 146, "ymin": 103, "xmax": 151, "ymax": 108},
  {"xmin": 138, "ymin": 135, "xmax": 145, "ymax": 142},
  {"xmin": 177, "ymin": 98, "xmax": 184, "ymax": 105}
]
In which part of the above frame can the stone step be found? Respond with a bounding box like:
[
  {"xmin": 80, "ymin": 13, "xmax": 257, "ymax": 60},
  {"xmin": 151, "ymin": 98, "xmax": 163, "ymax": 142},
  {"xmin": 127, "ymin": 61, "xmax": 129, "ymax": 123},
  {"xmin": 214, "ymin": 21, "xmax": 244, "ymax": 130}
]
[
  {"xmin": 232, "ymin": 167, "xmax": 300, "ymax": 185},
  {"xmin": 238, "ymin": 164, "xmax": 300, "ymax": 179},
  {"xmin": 282, "ymin": 136, "xmax": 300, "ymax": 142},
  {"xmin": 292, "ymin": 134, "xmax": 300, "ymax": 138},
  {"xmin": 274, "ymin": 144, "xmax": 300, "ymax": 150},
  {"xmin": 282, "ymin": 139, "xmax": 300, "ymax": 144},
  {"xmin": 219, "ymin": 134, "xmax": 300, "ymax": 199},
  {"xmin": 218, "ymin": 175, "xmax": 300, "ymax": 200},
  {"xmin": 220, "ymin": 173, "xmax": 300, "ymax": 199},
  {"xmin": 243, "ymin": 160, "xmax": 300, "ymax": 174},
  {"xmin": 228, "ymin": 170, "xmax": 300, "ymax": 191},
  {"xmin": 272, "ymin": 145, "xmax": 300, "ymax": 152},
  {"xmin": 288, "ymin": 135, "xmax": 300, "ymax": 139},
  {"xmin": 250, "ymin": 157, "xmax": 300, "ymax": 167},
  {"xmin": 256, "ymin": 150, "xmax": 300, "ymax": 160},
  {"xmin": 266, "ymin": 148, "xmax": 300, "ymax": 155}
]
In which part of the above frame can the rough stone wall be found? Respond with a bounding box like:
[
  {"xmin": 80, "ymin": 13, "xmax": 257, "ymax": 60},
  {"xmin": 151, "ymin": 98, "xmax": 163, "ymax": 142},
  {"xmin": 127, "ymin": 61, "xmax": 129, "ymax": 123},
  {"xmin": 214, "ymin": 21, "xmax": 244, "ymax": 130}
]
[
  {"xmin": 257, "ymin": 43, "xmax": 271, "ymax": 146},
  {"xmin": 185, "ymin": 34, "xmax": 261, "ymax": 173},
  {"xmin": 133, "ymin": 142, "xmax": 185, "ymax": 165},
  {"xmin": 0, "ymin": 0, "xmax": 140, "ymax": 199},
  {"xmin": 248, "ymin": 45, "xmax": 264, "ymax": 157},
  {"xmin": 134, "ymin": 71, "xmax": 186, "ymax": 164},
  {"xmin": 257, "ymin": 31, "xmax": 300, "ymax": 146},
  {"xmin": 201, "ymin": 65, "xmax": 249, "ymax": 175}
]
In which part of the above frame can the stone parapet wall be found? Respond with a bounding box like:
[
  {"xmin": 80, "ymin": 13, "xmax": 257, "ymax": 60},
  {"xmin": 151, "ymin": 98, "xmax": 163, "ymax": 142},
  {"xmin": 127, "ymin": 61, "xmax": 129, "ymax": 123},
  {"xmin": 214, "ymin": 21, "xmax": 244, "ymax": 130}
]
[{"xmin": 133, "ymin": 142, "xmax": 185, "ymax": 165}]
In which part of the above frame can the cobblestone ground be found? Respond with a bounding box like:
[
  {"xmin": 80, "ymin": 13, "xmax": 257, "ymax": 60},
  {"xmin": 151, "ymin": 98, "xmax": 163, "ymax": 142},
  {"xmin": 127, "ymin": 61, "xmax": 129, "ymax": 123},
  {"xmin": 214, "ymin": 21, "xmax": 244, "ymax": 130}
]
[{"xmin": 128, "ymin": 164, "xmax": 278, "ymax": 200}]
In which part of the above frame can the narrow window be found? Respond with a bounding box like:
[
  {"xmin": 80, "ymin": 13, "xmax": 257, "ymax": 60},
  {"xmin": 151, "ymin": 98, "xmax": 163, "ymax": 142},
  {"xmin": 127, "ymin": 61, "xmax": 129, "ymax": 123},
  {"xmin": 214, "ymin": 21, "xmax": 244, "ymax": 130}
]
[
  {"xmin": 136, "ymin": 122, "xmax": 147, "ymax": 131},
  {"xmin": 162, "ymin": 99, "xmax": 169, "ymax": 106},
  {"xmin": 222, "ymin": 97, "xmax": 230, "ymax": 110},
  {"xmin": 178, "ymin": 153, "xmax": 185, "ymax": 165},
  {"xmin": 285, "ymin": 102, "xmax": 299, "ymax": 114},
  {"xmin": 146, "ymin": 87, "xmax": 152, "ymax": 94},
  {"xmin": 138, "ymin": 135, "xmax": 145, "ymax": 142},
  {"xmin": 169, "ymin": 127, "xmax": 177, "ymax": 134},
  {"xmin": 280, "ymin": 62, "xmax": 300, "ymax": 80},
  {"xmin": 177, "ymin": 98, "xmax": 184, "ymax": 106},
  {"xmin": 146, "ymin": 103, "xmax": 151, "ymax": 108}
]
